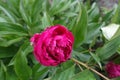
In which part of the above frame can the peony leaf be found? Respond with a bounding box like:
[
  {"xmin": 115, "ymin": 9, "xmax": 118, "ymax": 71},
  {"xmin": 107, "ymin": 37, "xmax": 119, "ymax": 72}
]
[
  {"xmin": 0, "ymin": 17, "xmax": 7, "ymax": 22},
  {"xmin": 49, "ymin": 0, "xmax": 72, "ymax": 15},
  {"xmin": 31, "ymin": 0, "xmax": 43, "ymax": 23},
  {"xmin": 14, "ymin": 41, "xmax": 32, "ymax": 80},
  {"xmin": 0, "ymin": 2, "xmax": 16, "ymax": 23},
  {"xmin": 117, "ymin": 47, "xmax": 120, "ymax": 55},
  {"xmin": 0, "ymin": 61, "xmax": 6, "ymax": 80},
  {"xmin": 86, "ymin": 23, "xmax": 102, "ymax": 43},
  {"xmin": 19, "ymin": 0, "xmax": 31, "ymax": 25},
  {"xmin": 32, "ymin": 64, "xmax": 49, "ymax": 80},
  {"xmin": 5, "ymin": 66, "xmax": 18, "ymax": 80},
  {"xmin": 72, "ymin": 50, "xmax": 91, "ymax": 62},
  {"xmin": 42, "ymin": 12, "xmax": 53, "ymax": 29},
  {"xmin": 0, "ymin": 46, "xmax": 18, "ymax": 58},
  {"xmin": 88, "ymin": 3, "xmax": 100, "ymax": 22},
  {"xmin": 0, "ymin": 22, "xmax": 28, "ymax": 36},
  {"xmin": 111, "ymin": 4, "xmax": 120, "ymax": 24},
  {"xmin": 14, "ymin": 52, "xmax": 32, "ymax": 80},
  {"xmin": 51, "ymin": 60, "xmax": 75, "ymax": 80},
  {"xmin": 96, "ymin": 35, "xmax": 120, "ymax": 60},
  {"xmin": 72, "ymin": 2, "xmax": 88, "ymax": 48},
  {"xmin": 70, "ymin": 69, "xmax": 96, "ymax": 80},
  {"xmin": 0, "ymin": 37, "xmax": 23, "ymax": 47},
  {"xmin": 102, "ymin": 7, "xmax": 116, "ymax": 22},
  {"xmin": 90, "ymin": 52, "xmax": 102, "ymax": 69}
]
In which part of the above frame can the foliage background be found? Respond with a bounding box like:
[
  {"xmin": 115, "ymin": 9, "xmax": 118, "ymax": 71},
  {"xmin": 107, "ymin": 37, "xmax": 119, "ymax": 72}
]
[{"xmin": 0, "ymin": 0, "xmax": 120, "ymax": 80}]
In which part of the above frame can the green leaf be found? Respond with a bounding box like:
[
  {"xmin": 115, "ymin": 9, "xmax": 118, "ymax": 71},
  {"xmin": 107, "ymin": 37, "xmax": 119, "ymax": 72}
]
[
  {"xmin": 0, "ymin": 46, "xmax": 18, "ymax": 58},
  {"xmin": 31, "ymin": 0, "xmax": 43, "ymax": 18},
  {"xmin": 42, "ymin": 12, "xmax": 53, "ymax": 29},
  {"xmin": 7, "ymin": 41, "xmax": 32, "ymax": 66},
  {"xmin": 0, "ymin": 61, "xmax": 6, "ymax": 80},
  {"xmin": 96, "ymin": 35, "xmax": 120, "ymax": 60},
  {"xmin": 5, "ymin": 0, "xmax": 21, "ymax": 18},
  {"xmin": 51, "ymin": 60, "xmax": 75, "ymax": 80},
  {"xmin": 117, "ymin": 45, "xmax": 120, "ymax": 55},
  {"xmin": 14, "ymin": 53, "xmax": 32, "ymax": 80},
  {"xmin": 72, "ymin": 50, "xmax": 91, "ymax": 62},
  {"xmin": 72, "ymin": 3, "xmax": 88, "ymax": 48},
  {"xmin": 0, "ymin": 37, "xmax": 23, "ymax": 47},
  {"xmin": 14, "ymin": 41, "xmax": 32, "ymax": 80},
  {"xmin": 103, "ymin": 8, "xmax": 116, "ymax": 22},
  {"xmin": 49, "ymin": 0, "xmax": 71, "ymax": 15},
  {"xmin": 88, "ymin": 3, "xmax": 100, "ymax": 22},
  {"xmin": 0, "ymin": 1, "xmax": 16, "ymax": 22},
  {"xmin": 70, "ymin": 69, "xmax": 96, "ymax": 80},
  {"xmin": 6, "ymin": 67, "xmax": 18, "ymax": 80},
  {"xmin": 19, "ymin": 0, "xmax": 31, "ymax": 25},
  {"xmin": 17, "ymin": 41, "xmax": 33, "ymax": 56},
  {"xmin": 89, "ymin": 52, "xmax": 102, "ymax": 69},
  {"xmin": 0, "ymin": 22, "xmax": 28, "ymax": 36},
  {"xmin": 0, "ymin": 61, "xmax": 18, "ymax": 80},
  {"xmin": 111, "ymin": 5, "xmax": 120, "ymax": 24},
  {"xmin": 85, "ymin": 0, "xmax": 91, "ymax": 10},
  {"xmin": 67, "ymin": 18, "xmax": 76, "ymax": 30},
  {"xmin": 32, "ymin": 64, "xmax": 49, "ymax": 80},
  {"xmin": 0, "ymin": 17, "xmax": 7, "ymax": 22},
  {"xmin": 86, "ymin": 23, "xmax": 102, "ymax": 43}
]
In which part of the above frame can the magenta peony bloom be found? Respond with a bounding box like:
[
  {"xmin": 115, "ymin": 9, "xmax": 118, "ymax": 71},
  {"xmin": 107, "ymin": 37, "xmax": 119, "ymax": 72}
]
[
  {"xmin": 30, "ymin": 25, "xmax": 74, "ymax": 66},
  {"xmin": 105, "ymin": 62, "xmax": 120, "ymax": 78}
]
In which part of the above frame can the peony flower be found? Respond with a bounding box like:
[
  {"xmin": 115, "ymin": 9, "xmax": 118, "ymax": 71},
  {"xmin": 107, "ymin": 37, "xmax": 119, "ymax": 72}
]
[
  {"xmin": 105, "ymin": 62, "xmax": 120, "ymax": 78},
  {"xmin": 30, "ymin": 25, "xmax": 74, "ymax": 66}
]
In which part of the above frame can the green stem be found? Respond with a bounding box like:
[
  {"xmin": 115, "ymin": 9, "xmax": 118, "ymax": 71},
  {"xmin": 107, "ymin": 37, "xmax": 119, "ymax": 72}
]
[
  {"xmin": 76, "ymin": 63, "xmax": 84, "ymax": 71},
  {"xmin": 71, "ymin": 58, "xmax": 110, "ymax": 80},
  {"xmin": 80, "ymin": 50, "xmax": 89, "ymax": 53}
]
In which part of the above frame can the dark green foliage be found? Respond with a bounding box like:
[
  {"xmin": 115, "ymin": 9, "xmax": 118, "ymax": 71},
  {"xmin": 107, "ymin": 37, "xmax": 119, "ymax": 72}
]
[{"xmin": 0, "ymin": 0, "xmax": 120, "ymax": 80}]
